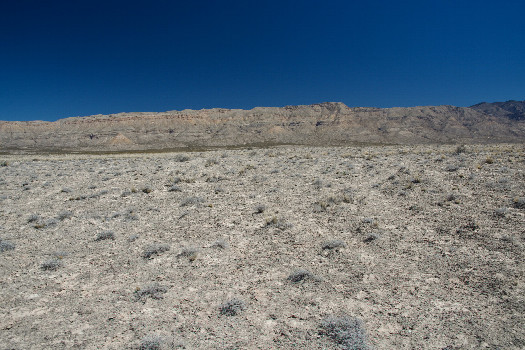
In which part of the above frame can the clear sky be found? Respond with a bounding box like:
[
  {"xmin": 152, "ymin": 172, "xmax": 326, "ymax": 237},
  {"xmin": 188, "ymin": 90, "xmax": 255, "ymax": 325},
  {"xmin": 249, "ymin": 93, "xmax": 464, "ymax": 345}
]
[{"xmin": 1, "ymin": 0, "xmax": 524, "ymax": 121}]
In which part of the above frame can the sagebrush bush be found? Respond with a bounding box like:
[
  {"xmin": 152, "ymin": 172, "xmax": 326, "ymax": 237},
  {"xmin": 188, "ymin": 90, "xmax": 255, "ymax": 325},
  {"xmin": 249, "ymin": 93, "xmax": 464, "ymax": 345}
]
[
  {"xmin": 205, "ymin": 158, "xmax": 219, "ymax": 167},
  {"xmin": 139, "ymin": 334, "xmax": 163, "ymax": 350},
  {"xmin": 41, "ymin": 259, "xmax": 62, "ymax": 271},
  {"xmin": 28, "ymin": 214, "xmax": 40, "ymax": 223},
  {"xmin": 319, "ymin": 315, "xmax": 369, "ymax": 350},
  {"xmin": 174, "ymin": 155, "xmax": 190, "ymax": 162},
  {"xmin": 219, "ymin": 298, "xmax": 246, "ymax": 316},
  {"xmin": 168, "ymin": 185, "xmax": 182, "ymax": 192},
  {"xmin": 180, "ymin": 196, "xmax": 204, "ymax": 207},
  {"xmin": 95, "ymin": 231, "xmax": 115, "ymax": 241},
  {"xmin": 322, "ymin": 240, "xmax": 345, "ymax": 250},
  {"xmin": 287, "ymin": 269, "xmax": 316, "ymax": 283},
  {"xmin": 255, "ymin": 204, "xmax": 266, "ymax": 214},
  {"xmin": 177, "ymin": 247, "xmax": 198, "ymax": 261},
  {"xmin": 142, "ymin": 244, "xmax": 170, "ymax": 259},
  {"xmin": 454, "ymin": 144, "xmax": 467, "ymax": 154},
  {"xmin": 142, "ymin": 186, "xmax": 153, "ymax": 194},
  {"xmin": 211, "ymin": 239, "xmax": 228, "ymax": 249},
  {"xmin": 513, "ymin": 197, "xmax": 525, "ymax": 209},
  {"xmin": 0, "ymin": 239, "xmax": 15, "ymax": 252},
  {"xmin": 494, "ymin": 207, "xmax": 507, "ymax": 217},
  {"xmin": 57, "ymin": 210, "xmax": 73, "ymax": 221},
  {"xmin": 265, "ymin": 217, "xmax": 293, "ymax": 230},
  {"xmin": 134, "ymin": 283, "xmax": 168, "ymax": 302},
  {"xmin": 363, "ymin": 233, "xmax": 380, "ymax": 243}
]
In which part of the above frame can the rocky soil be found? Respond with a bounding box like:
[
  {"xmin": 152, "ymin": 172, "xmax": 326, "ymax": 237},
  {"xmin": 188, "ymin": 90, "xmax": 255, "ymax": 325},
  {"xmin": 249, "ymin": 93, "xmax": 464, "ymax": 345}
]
[{"xmin": 1, "ymin": 144, "xmax": 524, "ymax": 349}]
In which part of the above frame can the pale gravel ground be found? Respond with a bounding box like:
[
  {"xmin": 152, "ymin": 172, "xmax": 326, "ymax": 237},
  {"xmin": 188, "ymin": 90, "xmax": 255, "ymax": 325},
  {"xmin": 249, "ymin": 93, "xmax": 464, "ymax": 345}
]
[{"xmin": 0, "ymin": 144, "xmax": 524, "ymax": 349}]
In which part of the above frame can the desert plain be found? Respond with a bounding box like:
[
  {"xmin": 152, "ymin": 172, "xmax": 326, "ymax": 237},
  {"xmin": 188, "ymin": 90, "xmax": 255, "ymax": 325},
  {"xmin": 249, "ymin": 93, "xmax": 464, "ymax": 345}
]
[{"xmin": 1, "ymin": 143, "xmax": 524, "ymax": 349}]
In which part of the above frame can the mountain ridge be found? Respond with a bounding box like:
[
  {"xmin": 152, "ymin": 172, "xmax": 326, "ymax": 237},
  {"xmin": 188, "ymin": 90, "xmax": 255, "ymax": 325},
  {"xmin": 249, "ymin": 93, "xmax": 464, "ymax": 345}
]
[{"xmin": 1, "ymin": 101, "xmax": 523, "ymax": 152}]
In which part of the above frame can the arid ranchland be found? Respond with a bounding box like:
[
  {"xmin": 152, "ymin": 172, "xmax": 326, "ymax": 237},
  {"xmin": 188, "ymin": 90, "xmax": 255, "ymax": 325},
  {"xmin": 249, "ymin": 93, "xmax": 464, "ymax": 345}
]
[
  {"xmin": 0, "ymin": 101, "xmax": 524, "ymax": 349},
  {"xmin": 1, "ymin": 100, "xmax": 524, "ymax": 153}
]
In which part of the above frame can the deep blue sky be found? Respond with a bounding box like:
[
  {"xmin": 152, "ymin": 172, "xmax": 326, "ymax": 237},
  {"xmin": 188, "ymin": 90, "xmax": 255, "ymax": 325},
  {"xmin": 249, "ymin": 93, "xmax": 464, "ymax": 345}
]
[{"xmin": 1, "ymin": 0, "xmax": 524, "ymax": 121}]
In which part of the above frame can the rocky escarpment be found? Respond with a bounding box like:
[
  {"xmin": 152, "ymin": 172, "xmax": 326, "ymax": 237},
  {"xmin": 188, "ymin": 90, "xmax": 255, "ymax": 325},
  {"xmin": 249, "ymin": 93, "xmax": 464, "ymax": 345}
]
[{"xmin": 1, "ymin": 102, "xmax": 524, "ymax": 152}]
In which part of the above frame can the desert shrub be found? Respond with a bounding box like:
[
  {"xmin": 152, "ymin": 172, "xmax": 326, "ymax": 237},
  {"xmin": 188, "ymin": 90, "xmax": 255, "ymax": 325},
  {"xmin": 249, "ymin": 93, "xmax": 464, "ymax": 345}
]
[
  {"xmin": 445, "ymin": 193, "xmax": 456, "ymax": 202},
  {"xmin": 319, "ymin": 315, "xmax": 369, "ymax": 350},
  {"xmin": 41, "ymin": 259, "xmax": 62, "ymax": 271},
  {"xmin": 57, "ymin": 210, "xmax": 73, "ymax": 221},
  {"xmin": 513, "ymin": 197, "xmax": 525, "ymax": 209},
  {"xmin": 205, "ymin": 158, "xmax": 219, "ymax": 167},
  {"xmin": 177, "ymin": 247, "xmax": 198, "ymax": 261},
  {"xmin": 61, "ymin": 187, "xmax": 72, "ymax": 193},
  {"xmin": 322, "ymin": 240, "xmax": 345, "ymax": 250},
  {"xmin": 142, "ymin": 244, "xmax": 170, "ymax": 259},
  {"xmin": 255, "ymin": 204, "xmax": 266, "ymax": 214},
  {"xmin": 128, "ymin": 234, "xmax": 139, "ymax": 242},
  {"xmin": 445, "ymin": 165, "xmax": 458, "ymax": 172},
  {"xmin": 313, "ymin": 201, "xmax": 328, "ymax": 213},
  {"xmin": 0, "ymin": 239, "xmax": 15, "ymax": 252},
  {"xmin": 363, "ymin": 233, "xmax": 380, "ymax": 243},
  {"xmin": 287, "ymin": 269, "xmax": 316, "ymax": 283},
  {"xmin": 0, "ymin": 160, "xmax": 8, "ymax": 167},
  {"xmin": 28, "ymin": 214, "xmax": 40, "ymax": 223},
  {"xmin": 33, "ymin": 218, "xmax": 58, "ymax": 229},
  {"xmin": 142, "ymin": 186, "xmax": 153, "ymax": 194},
  {"xmin": 52, "ymin": 251, "xmax": 69, "ymax": 259},
  {"xmin": 454, "ymin": 144, "xmax": 467, "ymax": 154},
  {"xmin": 219, "ymin": 298, "xmax": 246, "ymax": 316},
  {"xmin": 139, "ymin": 334, "xmax": 170, "ymax": 350},
  {"xmin": 265, "ymin": 217, "xmax": 293, "ymax": 230},
  {"xmin": 168, "ymin": 185, "xmax": 182, "ymax": 192},
  {"xmin": 484, "ymin": 157, "xmax": 494, "ymax": 164},
  {"xmin": 95, "ymin": 231, "xmax": 115, "ymax": 241},
  {"xmin": 211, "ymin": 239, "xmax": 229, "ymax": 249},
  {"xmin": 494, "ymin": 207, "xmax": 507, "ymax": 217},
  {"xmin": 313, "ymin": 178, "xmax": 324, "ymax": 189},
  {"xmin": 180, "ymin": 196, "xmax": 204, "ymax": 207},
  {"xmin": 134, "ymin": 283, "xmax": 167, "ymax": 302},
  {"xmin": 174, "ymin": 155, "xmax": 190, "ymax": 162}
]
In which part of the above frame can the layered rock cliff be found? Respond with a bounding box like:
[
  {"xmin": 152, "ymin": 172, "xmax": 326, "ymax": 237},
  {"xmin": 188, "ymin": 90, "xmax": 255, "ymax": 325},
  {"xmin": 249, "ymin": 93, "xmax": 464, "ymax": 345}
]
[{"xmin": 1, "ymin": 102, "xmax": 524, "ymax": 152}]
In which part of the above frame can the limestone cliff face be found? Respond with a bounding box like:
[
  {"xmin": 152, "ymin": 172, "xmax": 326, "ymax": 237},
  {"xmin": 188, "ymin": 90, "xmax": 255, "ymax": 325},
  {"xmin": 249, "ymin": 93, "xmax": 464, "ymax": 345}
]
[{"xmin": 1, "ymin": 102, "xmax": 524, "ymax": 152}]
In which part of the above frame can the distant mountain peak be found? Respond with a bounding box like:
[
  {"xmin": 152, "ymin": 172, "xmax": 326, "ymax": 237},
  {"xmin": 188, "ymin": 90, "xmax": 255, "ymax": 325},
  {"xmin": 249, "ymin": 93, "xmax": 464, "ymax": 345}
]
[{"xmin": 470, "ymin": 100, "xmax": 525, "ymax": 121}]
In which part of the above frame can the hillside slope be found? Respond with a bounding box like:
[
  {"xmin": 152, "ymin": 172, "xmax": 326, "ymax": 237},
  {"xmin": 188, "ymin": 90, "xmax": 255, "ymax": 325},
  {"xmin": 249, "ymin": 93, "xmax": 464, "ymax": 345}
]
[{"xmin": 1, "ymin": 102, "xmax": 524, "ymax": 152}]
